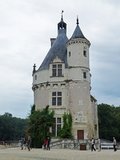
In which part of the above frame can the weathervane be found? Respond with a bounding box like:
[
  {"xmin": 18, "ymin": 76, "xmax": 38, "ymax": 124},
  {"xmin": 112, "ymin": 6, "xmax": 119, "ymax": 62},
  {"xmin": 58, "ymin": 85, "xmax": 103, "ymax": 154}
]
[
  {"xmin": 77, "ymin": 15, "xmax": 79, "ymax": 25},
  {"xmin": 61, "ymin": 10, "xmax": 64, "ymax": 21}
]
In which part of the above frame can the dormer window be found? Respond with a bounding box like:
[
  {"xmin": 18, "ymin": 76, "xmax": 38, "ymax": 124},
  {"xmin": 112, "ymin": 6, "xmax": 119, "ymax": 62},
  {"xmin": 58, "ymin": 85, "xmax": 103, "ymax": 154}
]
[{"xmin": 52, "ymin": 64, "xmax": 62, "ymax": 77}]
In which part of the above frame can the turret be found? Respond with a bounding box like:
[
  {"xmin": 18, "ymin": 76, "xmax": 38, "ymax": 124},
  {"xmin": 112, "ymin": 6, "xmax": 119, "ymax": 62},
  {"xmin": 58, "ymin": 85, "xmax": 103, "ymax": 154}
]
[
  {"xmin": 67, "ymin": 17, "xmax": 90, "ymax": 68},
  {"xmin": 67, "ymin": 17, "xmax": 91, "ymax": 83}
]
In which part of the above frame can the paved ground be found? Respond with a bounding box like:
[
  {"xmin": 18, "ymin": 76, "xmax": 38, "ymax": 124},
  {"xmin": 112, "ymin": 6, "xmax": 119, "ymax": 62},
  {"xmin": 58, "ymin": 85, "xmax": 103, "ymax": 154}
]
[{"xmin": 0, "ymin": 147, "xmax": 120, "ymax": 160}]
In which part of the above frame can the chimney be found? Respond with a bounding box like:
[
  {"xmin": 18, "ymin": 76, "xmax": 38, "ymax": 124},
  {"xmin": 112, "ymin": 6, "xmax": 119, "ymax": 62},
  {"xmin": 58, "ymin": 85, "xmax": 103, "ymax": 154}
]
[{"xmin": 50, "ymin": 38, "xmax": 56, "ymax": 46}]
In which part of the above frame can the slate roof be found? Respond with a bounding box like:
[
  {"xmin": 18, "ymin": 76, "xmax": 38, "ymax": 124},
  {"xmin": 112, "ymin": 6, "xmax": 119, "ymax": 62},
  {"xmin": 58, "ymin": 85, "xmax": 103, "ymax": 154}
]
[
  {"xmin": 38, "ymin": 28, "xmax": 68, "ymax": 71},
  {"xmin": 70, "ymin": 19, "xmax": 90, "ymax": 44},
  {"xmin": 71, "ymin": 24, "xmax": 86, "ymax": 39},
  {"xmin": 37, "ymin": 17, "xmax": 88, "ymax": 71}
]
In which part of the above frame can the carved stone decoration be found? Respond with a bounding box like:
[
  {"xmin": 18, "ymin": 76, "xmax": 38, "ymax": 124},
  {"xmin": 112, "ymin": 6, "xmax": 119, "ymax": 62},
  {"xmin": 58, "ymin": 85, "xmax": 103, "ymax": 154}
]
[{"xmin": 74, "ymin": 111, "xmax": 87, "ymax": 123}]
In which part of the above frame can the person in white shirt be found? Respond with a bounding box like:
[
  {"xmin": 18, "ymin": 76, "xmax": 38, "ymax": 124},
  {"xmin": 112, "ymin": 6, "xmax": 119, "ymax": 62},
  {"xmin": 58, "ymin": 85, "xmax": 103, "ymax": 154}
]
[{"xmin": 113, "ymin": 137, "xmax": 117, "ymax": 151}]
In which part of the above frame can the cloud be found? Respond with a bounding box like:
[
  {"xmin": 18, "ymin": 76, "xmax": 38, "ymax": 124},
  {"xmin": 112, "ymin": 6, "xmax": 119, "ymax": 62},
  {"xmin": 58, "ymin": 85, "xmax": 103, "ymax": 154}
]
[{"xmin": 0, "ymin": 0, "xmax": 120, "ymax": 118}]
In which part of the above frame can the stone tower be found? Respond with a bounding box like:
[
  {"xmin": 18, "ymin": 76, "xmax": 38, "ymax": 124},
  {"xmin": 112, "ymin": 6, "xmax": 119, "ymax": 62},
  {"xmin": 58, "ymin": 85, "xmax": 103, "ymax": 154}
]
[{"xmin": 32, "ymin": 14, "xmax": 98, "ymax": 139}]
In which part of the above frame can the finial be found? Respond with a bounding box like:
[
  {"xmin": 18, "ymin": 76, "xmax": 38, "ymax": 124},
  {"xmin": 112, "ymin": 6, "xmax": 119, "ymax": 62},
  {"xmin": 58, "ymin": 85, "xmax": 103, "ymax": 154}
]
[
  {"xmin": 32, "ymin": 64, "xmax": 36, "ymax": 75},
  {"xmin": 77, "ymin": 16, "xmax": 79, "ymax": 25},
  {"xmin": 61, "ymin": 10, "xmax": 64, "ymax": 21}
]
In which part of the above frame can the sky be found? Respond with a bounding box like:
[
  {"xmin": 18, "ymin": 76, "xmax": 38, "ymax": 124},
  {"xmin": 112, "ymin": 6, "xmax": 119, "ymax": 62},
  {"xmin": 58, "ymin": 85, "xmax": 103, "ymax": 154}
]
[{"xmin": 0, "ymin": 0, "xmax": 120, "ymax": 118}]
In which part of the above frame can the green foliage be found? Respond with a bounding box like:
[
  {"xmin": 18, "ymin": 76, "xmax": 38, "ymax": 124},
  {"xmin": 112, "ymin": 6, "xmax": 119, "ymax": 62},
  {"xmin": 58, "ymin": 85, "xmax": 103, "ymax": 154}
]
[
  {"xmin": 59, "ymin": 112, "xmax": 73, "ymax": 138},
  {"xmin": 31, "ymin": 104, "xmax": 35, "ymax": 114},
  {"xmin": 0, "ymin": 113, "xmax": 28, "ymax": 141},
  {"xmin": 27, "ymin": 105, "xmax": 54, "ymax": 148},
  {"xmin": 98, "ymin": 103, "xmax": 120, "ymax": 141}
]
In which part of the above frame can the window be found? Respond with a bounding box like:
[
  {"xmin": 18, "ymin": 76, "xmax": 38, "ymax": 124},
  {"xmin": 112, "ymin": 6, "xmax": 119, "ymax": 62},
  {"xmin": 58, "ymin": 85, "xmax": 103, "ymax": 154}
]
[
  {"xmin": 83, "ymin": 72, "xmax": 87, "ymax": 79},
  {"xmin": 69, "ymin": 51, "xmax": 71, "ymax": 57},
  {"xmin": 52, "ymin": 118, "xmax": 56, "ymax": 136},
  {"xmin": 52, "ymin": 92, "xmax": 62, "ymax": 106},
  {"xmin": 52, "ymin": 64, "xmax": 62, "ymax": 77},
  {"xmin": 58, "ymin": 64, "xmax": 62, "ymax": 76},
  {"xmin": 35, "ymin": 75, "xmax": 37, "ymax": 80},
  {"xmin": 57, "ymin": 117, "xmax": 62, "ymax": 135},
  {"xmin": 57, "ymin": 117, "xmax": 61, "ymax": 123},
  {"xmin": 52, "ymin": 64, "xmax": 56, "ymax": 77},
  {"xmin": 83, "ymin": 50, "xmax": 87, "ymax": 57},
  {"xmin": 52, "ymin": 117, "xmax": 62, "ymax": 137}
]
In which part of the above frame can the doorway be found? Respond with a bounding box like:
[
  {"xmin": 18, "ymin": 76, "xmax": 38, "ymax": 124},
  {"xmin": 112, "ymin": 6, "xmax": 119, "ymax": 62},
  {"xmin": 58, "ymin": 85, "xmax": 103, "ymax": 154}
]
[{"xmin": 77, "ymin": 130, "xmax": 84, "ymax": 140}]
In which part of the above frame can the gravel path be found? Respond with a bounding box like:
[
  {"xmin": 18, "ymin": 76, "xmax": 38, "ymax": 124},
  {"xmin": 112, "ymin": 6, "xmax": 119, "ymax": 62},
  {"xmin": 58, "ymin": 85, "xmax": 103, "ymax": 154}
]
[{"xmin": 0, "ymin": 147, "xmax": 120, "ymax": 160}]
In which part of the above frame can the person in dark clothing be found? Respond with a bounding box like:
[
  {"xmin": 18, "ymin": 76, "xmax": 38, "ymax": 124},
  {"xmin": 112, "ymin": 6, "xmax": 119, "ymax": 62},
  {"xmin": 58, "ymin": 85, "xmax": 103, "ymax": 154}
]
[
  {"xmin": 47, "ymin": 137, "xmax": 51, "ymax": 150},
  {"xmin": 27, "ymin": 135, "xmax": 31, "ymax": 151}
]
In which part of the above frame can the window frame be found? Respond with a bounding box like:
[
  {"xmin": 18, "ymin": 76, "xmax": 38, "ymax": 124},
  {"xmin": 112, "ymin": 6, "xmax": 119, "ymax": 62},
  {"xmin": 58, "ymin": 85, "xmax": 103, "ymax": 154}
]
[
  {"xmin": 69, "ymin": 51, "xmax": 71, "ymax": 57},
  {"xmin": 52, "ymin": 117, "xmax": 62, "ymax": 137},
  {"xmin": 83, "ymin": 72, "xmax": 87, "ymax": 79},
  {"xmin": 52, "ymin": 91, "xmax": 62, "ymax": 106},
  {"xmin": 52, "ymin": 63, "xmax": 63, "ymax": 77},
  {"xmin": 35, "ymin": 75, "xmax": 37, "ymax": 80},
  {"xmin": 83, "ymin": 50, "xmax": 87, "ymax": 57}
]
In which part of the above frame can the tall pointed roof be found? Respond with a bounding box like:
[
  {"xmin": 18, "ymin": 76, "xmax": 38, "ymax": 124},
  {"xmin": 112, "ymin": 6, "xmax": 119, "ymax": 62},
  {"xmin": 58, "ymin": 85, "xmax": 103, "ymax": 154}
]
[
  {"xmin": 38, "ymin": 13, "xmax": 68, "ymax": 71},
  {"xmin": 71, "ymin": 17, "xmax": 86, "ymax": 39}
]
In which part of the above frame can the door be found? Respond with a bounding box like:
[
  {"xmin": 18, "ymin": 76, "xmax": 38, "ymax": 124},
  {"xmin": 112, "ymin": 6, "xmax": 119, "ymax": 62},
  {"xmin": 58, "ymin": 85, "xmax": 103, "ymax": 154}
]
[{"xmin": 77, "ymin": 130, "xmax": 84, "ymax": 140}]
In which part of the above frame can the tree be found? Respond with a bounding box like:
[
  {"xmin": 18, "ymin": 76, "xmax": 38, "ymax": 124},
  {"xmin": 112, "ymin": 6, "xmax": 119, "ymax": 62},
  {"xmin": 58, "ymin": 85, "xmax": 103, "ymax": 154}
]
[
  {"xmin": 98, "ymin": 103, "xmax": 120, "ymax": 141},
  {"xmin": 27, "ymin": 105, "xmax": 54, "ymax": 148},
  {"xmin": 31, "ymin": 104, "xmax": 35, "ymax": 114},
  {"xmin": 0, "ymin": 113, "xmax": 28, "ymax": 141},
  {"xmin": 59, "ymin": 112, "xmax": 73, "ymax": 138}
]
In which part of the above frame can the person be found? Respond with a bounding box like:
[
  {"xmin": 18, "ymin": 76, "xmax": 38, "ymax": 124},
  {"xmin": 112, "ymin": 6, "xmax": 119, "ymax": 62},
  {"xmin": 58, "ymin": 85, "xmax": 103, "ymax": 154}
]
[
  {"xmin": 97, "ymin": 138, "xmax": 101, "ymax": 151},
  {"xmin": 43, "ymin": 138, "xmax": 48, "ymax": 149},
  {"xmin": 91, "ymin": 138, "xmax": 96, "ymax": 151},
  {"xmin": 113, "ymin": 137, "xmax": 117, "ymax": 151},
  {"xmin": 23, "ymin": 136, "xmax": 27, "ymax": 150},
  {"xmin": 20, "ymin": 137, "xmax": 25, "ymax": 150},
  {"xmin": 27, "ymin": 135, "xmax": 31, "ymax": 151},
  {"xmin": 47, "ymin": 136, "xmax": 51, "ymax": 150}
]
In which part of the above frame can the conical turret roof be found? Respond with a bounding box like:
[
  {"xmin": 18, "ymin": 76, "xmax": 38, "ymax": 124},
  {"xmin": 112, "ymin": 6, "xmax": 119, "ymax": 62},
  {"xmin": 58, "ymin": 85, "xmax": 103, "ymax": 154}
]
[{"xmin": 71, "ymin": 18, "xmax": 86, "ymax": 39}]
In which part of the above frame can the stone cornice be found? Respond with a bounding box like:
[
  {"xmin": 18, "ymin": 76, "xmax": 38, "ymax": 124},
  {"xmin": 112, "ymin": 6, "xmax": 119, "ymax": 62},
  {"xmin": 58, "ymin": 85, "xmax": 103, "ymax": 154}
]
[
  {"xmin": 66, "ymin": 38, "xmax": 91, "ymax": 47},
  {"xmin": 68, "ymin": 66, "xmax": 90, "ymax": 71}
]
